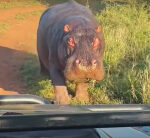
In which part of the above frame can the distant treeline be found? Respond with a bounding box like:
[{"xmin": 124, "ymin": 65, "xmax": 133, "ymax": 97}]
[
  {"xmin": 37, "ymin": 0, "xmax": 149, "ymax": 14},
  {"xmin": 37, "ymin": 0, "xmax": 150, "ymax": 5}
]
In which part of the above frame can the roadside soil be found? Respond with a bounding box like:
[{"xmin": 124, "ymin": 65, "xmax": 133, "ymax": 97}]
[{"xmin": 0, "ymin": 5, "xmax": 46, "ymax": 94}]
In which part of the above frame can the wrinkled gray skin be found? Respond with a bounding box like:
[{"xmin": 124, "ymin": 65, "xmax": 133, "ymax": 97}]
[{"xmin": 37, "ymin": 0, "xmax": 105, "ymax": 104}]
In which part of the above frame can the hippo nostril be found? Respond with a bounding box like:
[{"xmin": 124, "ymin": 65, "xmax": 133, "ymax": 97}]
[
  {"xmin": 76, "ymin": 59, "xmax": 80, "ymax": 64},
  {"xmin": 92, "ymin": 59, "xmax": 97, "ymax": 65}
]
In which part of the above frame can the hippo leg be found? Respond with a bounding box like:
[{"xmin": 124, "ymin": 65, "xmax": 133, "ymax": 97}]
[
  {"xmin": 50, "ymin": 66, "xmax": 70, "ymax": 104},
  {"xmin": 39, "ymin": 58, "xmax": 49, "ymax": 75},
  {"xmin": 54, "ymin": 86, "xmax": 70, "ymax": 105},
  {"xmin": 75, "ymin": 83, "xmax": 89, "ymax": 102}
]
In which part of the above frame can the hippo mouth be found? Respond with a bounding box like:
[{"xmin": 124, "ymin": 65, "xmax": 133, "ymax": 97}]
[
  {"xmin": 64, "ymin": 64, "xmax": 104, "ymax": 82},
  {"xmin": 78, "ymin": 63, "xmax": 97, "ymax": 72}
]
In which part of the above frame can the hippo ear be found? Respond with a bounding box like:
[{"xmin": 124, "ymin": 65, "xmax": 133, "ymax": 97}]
[
  {"xmin": 93, "ymin": 38, "xmax": 100, "ymax": 50},
  {"xmin": 96, "ymin": 26, "xmax": 101, "ymax": 33},
  {"xmin": 64, "ymin": 24, "xmax": 70, "ymax": 32}
]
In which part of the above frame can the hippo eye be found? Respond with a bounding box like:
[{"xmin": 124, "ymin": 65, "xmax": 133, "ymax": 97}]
[
  {"xmin": 93, "ymin": 38, "xmax": 100, "ymax": 50},
  {"xmin": 68, "ymin": 37, "xmax": 75, "ymax": 48},
  {"xmin": 64, "ymin": 47, "xmax": 71, "ymax": 58},
  {"xmin": 67, "ymin": 48, "xmax": 71, "ymax": 56}
]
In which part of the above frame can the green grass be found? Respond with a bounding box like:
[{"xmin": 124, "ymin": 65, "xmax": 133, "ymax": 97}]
[
  {"xmin": 0, "ymin": 0, "xmax": 40, "ymax": 10},
  {"xmin": 95, "ymin": 3, "xmax": 150, "ymax": 104},
  {"xmin": 0, "ymin": 24, "xmax": 8, "ymax": 33},
  {"xmin": 22, "ymin": 55, "xmax": 54, "ymax": 101},
  {"xmin": 15, "ymin": 10, "xmax": 44, "ymax": 20},
  {"xmin": 15, "ymin": 13, "xmax": 30, "ymax": 20},
  {"xmin": 22, "ymin": 1, "xmax": 150, "ymax": 105},
  {"xmin": 30, "ymin": 10, "xmax": 44, "ymax": 16}
]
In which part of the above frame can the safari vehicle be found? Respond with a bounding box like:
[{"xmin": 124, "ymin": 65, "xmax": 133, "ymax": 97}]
[{"xmin": 0, "ymin": 94, "xmax": 150, "ymax": 138}]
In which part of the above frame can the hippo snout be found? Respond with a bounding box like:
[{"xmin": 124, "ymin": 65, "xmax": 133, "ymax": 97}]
[{"xmin": 75, "ymin": 59, "xmax": 97, "ymax": 71}]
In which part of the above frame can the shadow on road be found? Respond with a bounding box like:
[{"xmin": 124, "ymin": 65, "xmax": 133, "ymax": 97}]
[{"xmin": 0, "ymin": 46, "xmax": 29, "ymax": 93}]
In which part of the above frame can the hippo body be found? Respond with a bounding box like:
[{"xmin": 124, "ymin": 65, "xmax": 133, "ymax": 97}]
[{"xmin": 37, "ymin": 0, "xmax": 105, "ymax": 104}]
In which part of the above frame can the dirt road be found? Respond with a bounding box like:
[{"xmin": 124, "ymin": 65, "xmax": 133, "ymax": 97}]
[{"xmin": 0, "ymin": 5, "xmax": 46, "ymax": 94}]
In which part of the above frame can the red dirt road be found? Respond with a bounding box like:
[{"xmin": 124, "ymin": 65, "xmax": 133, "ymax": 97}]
[{"xmin": 0, "ymin": 5, "xmax": 46, "ymax": 95}]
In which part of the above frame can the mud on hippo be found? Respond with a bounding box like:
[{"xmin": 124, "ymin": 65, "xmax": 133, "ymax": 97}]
[{"xmin": 37, "ymin": 0, "xmax": 105, "ymax": 104}]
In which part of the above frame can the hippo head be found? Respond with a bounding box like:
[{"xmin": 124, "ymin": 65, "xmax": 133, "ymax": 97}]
[{"xmin": 61, "ymin": 23, "xmax": 105, "ymax": 82}]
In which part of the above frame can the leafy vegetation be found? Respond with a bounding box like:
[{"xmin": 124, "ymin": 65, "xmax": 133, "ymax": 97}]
[{"xmin": 20, "ymin": 0, "xmax": 150, "ymax": 104}]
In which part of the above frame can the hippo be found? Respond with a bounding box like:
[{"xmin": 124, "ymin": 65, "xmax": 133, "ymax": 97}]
[{"xmin": 37, "ymin": 0, "xmax": 105, "ymax": 104}]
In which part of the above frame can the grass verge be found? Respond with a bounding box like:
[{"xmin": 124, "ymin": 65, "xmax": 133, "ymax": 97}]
[
  {"xmin": 0, "ymin": 0, "xmax": 40, "ymax": 10},
  {"xmin": 95, "ymin": 2, "xmax": 150, "ymax": 104},
  {"xmin": 22, "ymin": 55, "xmax": 54, "ymax": 101},
  {"xmin": 15, "ymin": 10, "xmax": 44, "ymax": 20},
  {"xmin": 0, "ymin": 23, "xmax": 8, "ymax": 33}
]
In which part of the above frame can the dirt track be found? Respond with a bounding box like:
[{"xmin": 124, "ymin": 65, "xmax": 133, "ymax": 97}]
[{"xmin": 0, "ymin": 5, "xmax": 46, "ymax": 94}]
